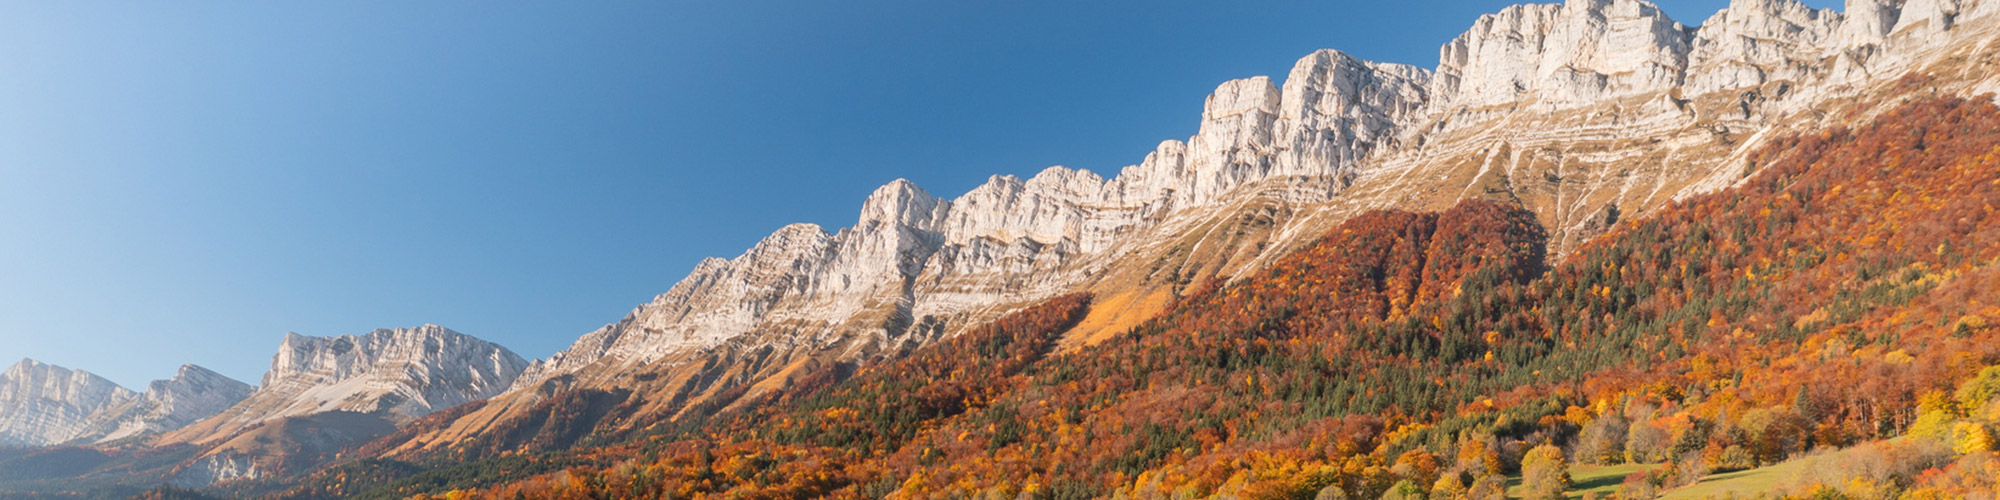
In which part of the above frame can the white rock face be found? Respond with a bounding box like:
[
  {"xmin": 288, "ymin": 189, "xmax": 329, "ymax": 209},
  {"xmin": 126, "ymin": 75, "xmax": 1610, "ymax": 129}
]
[
  {"xmin": 177, "ymin": 452, "xmax": 259, "ymax": 485},
  {"xmin": 0, "ymin": 359, "xmax": 136, "ymax": 447},
  {"xmin": 1431, "ymin": 0, "xmax": 1691, "ymax": 111},
  {"xmin": 186, "ymin": 325, "xmax": 527, "ymax": 441},
  {"xmin": 1896, "ymin": 0, "xmax": 1962, "ymax": 35},
  {"xmin": 1686, "ymin": 0, "xmax": 1842, "ymax": 95},
  {"xmin": 80, "ymin": 365, "xmax": 253, "ymax": 443}
]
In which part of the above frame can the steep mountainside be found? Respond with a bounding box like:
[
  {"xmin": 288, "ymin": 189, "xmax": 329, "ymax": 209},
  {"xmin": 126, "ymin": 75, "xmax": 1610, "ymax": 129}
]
[
  {"xmin": 0, "ymin": 359, "xmax": 136, "ymax": 447},
  {"xmin": 387, "ymin": 0, "xmax": 2000, "ymax": 461}
]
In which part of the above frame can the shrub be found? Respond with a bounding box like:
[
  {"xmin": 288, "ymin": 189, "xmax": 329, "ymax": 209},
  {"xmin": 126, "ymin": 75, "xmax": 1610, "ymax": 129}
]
[
  {"xmin": 1711, "ymin": 445, "xmax": 1755, "ymax": 472},
  {"xmin": 1574, "ymin": 415, "xmax": 1629, "ymax": 464},
  {"xmin": 1616, "ymin": 471, "xmax": 1662, "ymax": 500},
  {"xmin": 1465, "ymin": 474, "xmax": 1506, "ymax": 500},
  {"xmin": 1378, "ymin": 480, "xmax": 1426, "ymax": 500}
]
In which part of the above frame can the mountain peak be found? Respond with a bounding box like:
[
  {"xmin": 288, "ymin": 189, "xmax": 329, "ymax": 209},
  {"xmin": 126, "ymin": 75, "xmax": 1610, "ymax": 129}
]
[
  {"xmin": 858, "ymin": 178, "xmax": 945, "ymax": 228},
  {"xmin": 174, "ymin": 363, "xmax": 220, "ymax": 379},
  {"xmin": 203, "ymin": 325, "xmax": 528, "ymax": 432},
  {"xmin": 8, "ymin": 357, "xmax": 50, "ymax": 374}
]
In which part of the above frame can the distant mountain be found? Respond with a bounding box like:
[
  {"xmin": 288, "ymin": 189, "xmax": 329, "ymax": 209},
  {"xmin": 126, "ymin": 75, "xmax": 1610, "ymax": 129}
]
[
  {"xmin": 0, "ymin": 359, "xmax": 136, "ymax": 447},
  {"xmin": 78, "ymin": 364, "xmax": 255, "ymax": 444},
  {"xmin": 0, "ymin": 360, "xmax": 254, "ymax": 448},
  {"xmin": 166, "ymin": 324, "xmax": 528, "ymax": 444},
  {"xmin": 157, "ymin": 325, "xmax": 527, "ymax": 486}
]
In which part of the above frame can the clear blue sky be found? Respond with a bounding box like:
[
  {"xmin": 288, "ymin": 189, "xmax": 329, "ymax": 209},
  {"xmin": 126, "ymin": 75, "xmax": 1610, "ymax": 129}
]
[{"xmin": 0, "ymin": 0, "xmax": 1840, "ymax": 389}]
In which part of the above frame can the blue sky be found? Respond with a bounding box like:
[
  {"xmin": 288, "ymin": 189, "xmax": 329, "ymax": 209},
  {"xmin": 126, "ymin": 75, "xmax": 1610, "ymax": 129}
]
[{"xmin": 0, "ymin": 0, "xmax": 1841, "ymax": 388}]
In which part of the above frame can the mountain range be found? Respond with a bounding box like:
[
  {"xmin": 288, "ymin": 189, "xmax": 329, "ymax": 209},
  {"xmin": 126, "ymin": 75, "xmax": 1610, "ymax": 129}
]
[{"xmin": 6, "ymin": 0, "xmax": 2000, "ymax": 498}]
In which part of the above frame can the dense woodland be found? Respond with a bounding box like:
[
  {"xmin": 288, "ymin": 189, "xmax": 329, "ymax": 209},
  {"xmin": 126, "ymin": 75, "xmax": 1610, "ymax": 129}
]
[{"xmin": 268, "ymin": 94, "xmax": 2000, "ymax": 500}]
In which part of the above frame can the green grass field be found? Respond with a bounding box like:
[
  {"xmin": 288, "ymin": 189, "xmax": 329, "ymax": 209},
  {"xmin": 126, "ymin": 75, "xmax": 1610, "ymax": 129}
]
[
  {"xmin": 1658, "ymin": 460, "xmax": 1807, "ymax": 500},
  {"xmin": 1568, "ymin": 463, "xmax": 1656, "ymax": 499},
  {"xmin": 1506, "ymin": 463, "xmax": 1656, "ymax": 499},
  {"xmin": 1493, "ymin": 459, "xmax": 1814, "ymax": 500}
]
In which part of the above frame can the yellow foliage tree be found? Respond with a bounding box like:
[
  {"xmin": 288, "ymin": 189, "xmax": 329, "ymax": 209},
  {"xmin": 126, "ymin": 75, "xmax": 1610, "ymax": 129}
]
[
  {"xmin": 1953, "ymin": 422, "xmax": 1994, "ymax": 454},
  {"xmin": 1429, "ymin": 474, "xmax": 1468, "ymax": 500},
  {"xmin": 1912, "ymin": 391, "xmax": 1962, "ymax": 442}
]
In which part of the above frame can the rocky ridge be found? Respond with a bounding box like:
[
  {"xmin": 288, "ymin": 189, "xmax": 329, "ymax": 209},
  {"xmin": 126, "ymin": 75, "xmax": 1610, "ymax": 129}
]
[{"xmin": 500, "ymin": 0, "xmax": 2000, "ymax": 407}]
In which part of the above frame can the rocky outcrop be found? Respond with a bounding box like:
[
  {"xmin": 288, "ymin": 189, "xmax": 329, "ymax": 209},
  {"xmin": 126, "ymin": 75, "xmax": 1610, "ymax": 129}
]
[
  {"xmin": 0, "ymin": 359, "xmax": 136, "ymax": 447},
  {"xmin": 1431, "ymin": 0, "xmax": 1692, "ymax": 111},
  {"xmin": 1685, "ymin": 0, "xmax": 1842, "ymax": 95}
]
